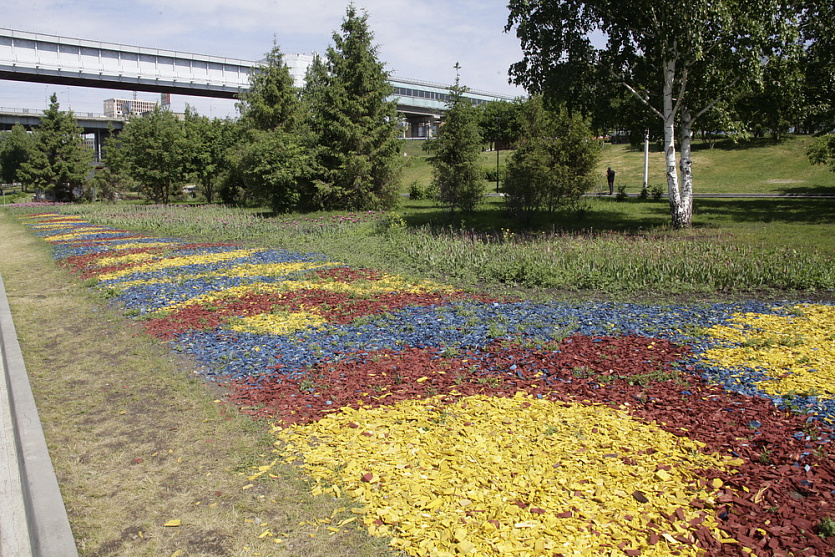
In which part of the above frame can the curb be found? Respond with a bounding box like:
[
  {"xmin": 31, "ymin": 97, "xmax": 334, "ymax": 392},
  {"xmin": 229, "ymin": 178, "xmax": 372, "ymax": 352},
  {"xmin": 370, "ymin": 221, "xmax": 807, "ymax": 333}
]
[{"xmin": 0, "ymin": 269, "xmax": 78, "ymax": 556}]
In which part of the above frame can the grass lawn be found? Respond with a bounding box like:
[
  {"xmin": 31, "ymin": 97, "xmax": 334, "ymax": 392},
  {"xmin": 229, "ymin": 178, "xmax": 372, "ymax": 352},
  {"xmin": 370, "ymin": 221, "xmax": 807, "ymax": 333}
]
[
  {"xmin": 399, "ymin": 134, "xmax": 835, "ymax": 197},
  {"xmin": 595, "ymin": 135, "xmax": 835, "ymax": 195}
]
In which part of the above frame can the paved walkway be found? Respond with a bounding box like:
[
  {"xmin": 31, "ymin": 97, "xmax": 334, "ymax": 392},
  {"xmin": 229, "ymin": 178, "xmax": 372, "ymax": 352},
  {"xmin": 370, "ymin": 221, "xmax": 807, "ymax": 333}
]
[{"xmin": 0, "ymin": 269, "xmax": 77, "ymax": 556}]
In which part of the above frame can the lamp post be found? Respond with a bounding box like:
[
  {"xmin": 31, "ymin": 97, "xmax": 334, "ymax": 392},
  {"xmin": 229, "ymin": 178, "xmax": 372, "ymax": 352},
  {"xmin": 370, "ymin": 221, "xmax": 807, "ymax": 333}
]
[{"xmin": 495, "ymin": 116, "xmax": 502, "ymax": 194}]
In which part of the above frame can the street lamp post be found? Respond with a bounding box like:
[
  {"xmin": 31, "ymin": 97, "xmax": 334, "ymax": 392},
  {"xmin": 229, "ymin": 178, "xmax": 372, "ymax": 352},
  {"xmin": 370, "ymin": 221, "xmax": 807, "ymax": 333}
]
[{"xmin": 495, "ymin": 116, "xmax": 502, "ymax": 194}]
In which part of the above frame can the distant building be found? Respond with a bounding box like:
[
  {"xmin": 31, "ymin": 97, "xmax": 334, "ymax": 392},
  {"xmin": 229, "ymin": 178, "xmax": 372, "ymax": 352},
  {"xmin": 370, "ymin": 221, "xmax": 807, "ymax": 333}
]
[{"xmin": 103, "ymin": 97, "xmax": 159, "ymax": 118}]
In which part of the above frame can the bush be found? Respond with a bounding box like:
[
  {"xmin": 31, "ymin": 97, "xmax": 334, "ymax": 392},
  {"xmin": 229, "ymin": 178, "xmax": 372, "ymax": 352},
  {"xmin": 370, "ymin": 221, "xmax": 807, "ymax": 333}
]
[
  {"xmin": 615, "ymin": 184, "xmax": 628, "ymax": 201},
  {"xmin": 504, "ymin": 97, "xmax": 600, "ymax": 223},
  {"xmin": 650, "ymin": 184, "xmax": 665, "ymax": 200},
  {"xmin": 409, "ymin": 181, "xmax": 425, "ymax": 200},
  {"xmin": 484, "ymin": 167, "xmax": 507, "ymax": 183}
]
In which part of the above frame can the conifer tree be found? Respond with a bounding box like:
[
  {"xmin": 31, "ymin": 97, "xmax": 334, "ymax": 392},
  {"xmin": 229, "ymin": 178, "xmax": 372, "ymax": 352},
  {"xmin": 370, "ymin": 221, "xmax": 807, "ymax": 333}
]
[
  {"xmin": 424, "ymin": 67, "xmax": 484, "ymax": 213},
  {"xmin": 232, "ymin": 42, "xmax": 313, "ymax": 212},
  {"xmin": 18, "ymin": 93, "xmax": 92, "ymax": 201},
  {"xmin": 315, "ymin": 4, "xmax": 402, "ymax": 210},
  {"xmin": 237, "ymin": 43, "xmax": 299, "ymax": 133}
]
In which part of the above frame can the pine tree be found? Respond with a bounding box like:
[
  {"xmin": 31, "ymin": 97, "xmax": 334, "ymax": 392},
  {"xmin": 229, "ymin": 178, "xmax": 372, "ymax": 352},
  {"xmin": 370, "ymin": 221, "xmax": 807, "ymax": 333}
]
[
  {"xmin": 424, "ymin": 68, "xmax": 484, "ymax": 213},
  {"xmin": 18, "ymin": 93, "xmax": 92, "ymax": 201},
  {"xmin": 314, "ymin": 4, "xmax": 402, "ymax": 210},
  {"xmin": 231, "ymin": 42, "xmax": 315, "ymax": 212},
  {"xmin": 237, "ymin": 43, "xmax": 299, "ymax": 132}
]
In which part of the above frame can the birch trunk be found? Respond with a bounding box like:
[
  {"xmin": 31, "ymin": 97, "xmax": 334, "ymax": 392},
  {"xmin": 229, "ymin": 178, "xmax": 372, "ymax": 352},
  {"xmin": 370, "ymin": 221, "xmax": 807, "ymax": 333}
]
[
  {"xmin": 677, "ymin": 108, "xmax": 694, "ymax": 228},
  {"xmin": 662, "ymin": 58, "xmax": 684, "ymax": 228}
]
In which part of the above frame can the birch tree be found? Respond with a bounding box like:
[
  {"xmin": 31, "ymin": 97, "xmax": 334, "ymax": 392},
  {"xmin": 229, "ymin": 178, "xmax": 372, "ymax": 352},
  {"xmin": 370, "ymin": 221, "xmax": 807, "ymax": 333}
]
[{"xmin": 506, "ymin": 0, "xmax": 796, "ymax": 228}]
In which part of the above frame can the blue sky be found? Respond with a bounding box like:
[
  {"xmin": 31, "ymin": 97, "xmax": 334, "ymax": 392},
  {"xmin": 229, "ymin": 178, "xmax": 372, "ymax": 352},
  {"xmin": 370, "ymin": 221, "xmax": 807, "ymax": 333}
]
[{"xmin": 1, "ymin": 0, "xmax": 527, "ymax": 118}]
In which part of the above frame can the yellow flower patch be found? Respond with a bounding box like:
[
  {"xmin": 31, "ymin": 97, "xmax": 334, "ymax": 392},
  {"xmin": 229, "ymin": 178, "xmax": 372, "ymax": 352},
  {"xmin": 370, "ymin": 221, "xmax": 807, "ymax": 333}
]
[
  {"xmin": 108, "ymin": 242, "xmax": 178, "ymax": 251},
  {"xmin": 227, "ymin": 310, "xmax": 326, "ymax": 336},
  {"xmin": 44, "ymin": 227, "xmax": 113, "ymax": 241},
  {"xmin": 159, "ymin": 283, "xmax": 283, "ymax": 312},
  {"xmin": 30, "ymin": 222, "xmax": 84, "ymax": 230},
  {"xmin": 209, "ymin": 261, "xmax": 338, "ymax": 280},
  {"xmin": 93, "ymin": 251, "xmax": 163, "ymax": 268},
  {"xmin": 156, "ymin": 268, "xmax": 449, "ymax": 313},
  {"xmin": 276, "ymin": 393, "xmax": 738, "ymax": 556},
  {"xmin": 97, "ymin": 248, "xmax": 260, "ymax": 281},
  {"xmin": 23, "ymin": 213, "xmax": 82, "ymax": 223},
  {"xmin": 702, "ymin": 304, "xmax": 835, "ymax": 399}
]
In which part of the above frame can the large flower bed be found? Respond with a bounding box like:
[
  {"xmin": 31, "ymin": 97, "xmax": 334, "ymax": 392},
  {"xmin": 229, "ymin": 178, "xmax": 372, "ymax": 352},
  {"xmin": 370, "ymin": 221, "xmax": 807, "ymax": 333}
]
[{"xmin": 24, "ymin": 212, "xmax": 835, "ymax": 556}]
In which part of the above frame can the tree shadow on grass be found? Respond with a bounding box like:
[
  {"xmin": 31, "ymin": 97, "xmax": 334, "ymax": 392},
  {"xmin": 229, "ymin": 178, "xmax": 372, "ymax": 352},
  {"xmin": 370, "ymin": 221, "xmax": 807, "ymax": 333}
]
[
  {"xmin": 398, "ymin": 198, "xmax": 674, "ymax": 234},
  {"xmin": 776, "ymin": 185, "xmax": 835, "ymax": 196},
  {"xmin": 694, "ymin": 198, "xmax": 835, "ymax": 225}
]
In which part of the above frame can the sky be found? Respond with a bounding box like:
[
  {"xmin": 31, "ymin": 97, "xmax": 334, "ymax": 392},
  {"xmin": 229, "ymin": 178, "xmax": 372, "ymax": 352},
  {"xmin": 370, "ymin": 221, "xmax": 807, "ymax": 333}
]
[{"xmin": 1, "ymin": 0, "xmax": 528, "ymax": 119}]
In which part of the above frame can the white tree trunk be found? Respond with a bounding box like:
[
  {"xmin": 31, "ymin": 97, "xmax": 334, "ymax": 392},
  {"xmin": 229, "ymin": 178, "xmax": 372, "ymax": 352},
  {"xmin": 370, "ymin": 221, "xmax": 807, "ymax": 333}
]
[
  {"xmin": 677, "ymin": 108, "xmax": 694, "ymax": 228},
  {"xmin": 662, "ymin": 58, "xmax": 685, "ymax": 228}
]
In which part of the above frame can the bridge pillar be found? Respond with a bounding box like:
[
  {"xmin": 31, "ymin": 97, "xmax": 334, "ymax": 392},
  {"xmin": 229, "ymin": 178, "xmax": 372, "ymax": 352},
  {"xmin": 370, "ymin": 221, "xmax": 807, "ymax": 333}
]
[{"xmin": 403, "ymin": 114, "xmax": 439, "ymax": 139}]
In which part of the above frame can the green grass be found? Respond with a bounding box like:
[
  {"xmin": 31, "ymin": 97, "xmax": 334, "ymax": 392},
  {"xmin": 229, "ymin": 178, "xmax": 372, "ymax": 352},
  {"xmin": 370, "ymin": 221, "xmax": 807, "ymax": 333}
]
[
  {"xmin": 399, "ymin": 139, "xmax": 512, "ymax": 195},
  {"xmin": 5, "ymin": 134, "xmax": 833, "ymax": 299},
  {"xmin": 595, "ymin": 135, "xmax": 835, "ymax": 195},
  {"xmin": 400, "ymin": 134, "xmax": 835, "ymax": 197},
  {"xmin": 13, "ymin": 193, "xmax": 833, "ymax": 300}
]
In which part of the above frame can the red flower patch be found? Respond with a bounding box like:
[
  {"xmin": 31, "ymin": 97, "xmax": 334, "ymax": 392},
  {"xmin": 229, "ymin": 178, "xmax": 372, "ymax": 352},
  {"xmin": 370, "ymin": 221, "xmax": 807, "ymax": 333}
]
[{"xmin": 144, "ymin": 292, "xmax": 284, "ymax": 339}]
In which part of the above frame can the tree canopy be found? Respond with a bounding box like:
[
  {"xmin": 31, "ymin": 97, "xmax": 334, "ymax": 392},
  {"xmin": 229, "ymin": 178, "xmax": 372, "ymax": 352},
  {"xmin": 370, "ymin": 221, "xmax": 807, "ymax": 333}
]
[
  {"xmin": 314, "ymin": 4, "xmax": 403, "ymax": 210},
  {"xmin": 109, "ymin": 106, "xmax": 189, "ymax": 204},
  {"xmin": 506, "ymin": 0, "xmax": 798, "ymax": 228},
  {"xmin": 0, "ymin": 124, "xmax": 35, "ymax": 186},
  {"xmin": 425, "ymin": 70, "xmax": 485, "ymax": 214},
  {"xmin": 18, "ymin": 93, "xmax": 92, "ymax": 201}
]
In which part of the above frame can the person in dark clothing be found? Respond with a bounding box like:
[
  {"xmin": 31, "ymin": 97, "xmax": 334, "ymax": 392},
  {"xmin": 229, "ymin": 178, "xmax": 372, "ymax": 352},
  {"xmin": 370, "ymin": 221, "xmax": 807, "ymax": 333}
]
[{"xmin": 606, "ymin": 167, "xmax": 615, "ymax": 195}]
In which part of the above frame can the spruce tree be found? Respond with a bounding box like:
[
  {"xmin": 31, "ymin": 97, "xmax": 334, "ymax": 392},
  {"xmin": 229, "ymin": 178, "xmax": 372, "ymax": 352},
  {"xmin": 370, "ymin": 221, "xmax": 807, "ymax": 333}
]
[
  {"xmin": 18, "ymin": 93, "xmax": 92, "ymax": 201},
  {"xmin": 237, "ymin": 43, "xmax": 299, "ymax": 132},
  {"xmin": 233, "ymin": 42, "xmax": 312, "ymax": 212},
  {"xmin": 424, "ymin": 69, "xmax": 484, "ymax": 213},
  {"xmin": 315, "ymin": 4, "xmax": 402, "ymax": 210}
]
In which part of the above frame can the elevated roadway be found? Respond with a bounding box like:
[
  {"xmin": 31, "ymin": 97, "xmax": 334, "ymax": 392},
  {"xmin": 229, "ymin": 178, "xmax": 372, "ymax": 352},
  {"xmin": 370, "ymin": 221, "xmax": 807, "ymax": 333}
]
[{"xmin": 0, "ymin": 28, "xmax": 516, "ymax": 138}]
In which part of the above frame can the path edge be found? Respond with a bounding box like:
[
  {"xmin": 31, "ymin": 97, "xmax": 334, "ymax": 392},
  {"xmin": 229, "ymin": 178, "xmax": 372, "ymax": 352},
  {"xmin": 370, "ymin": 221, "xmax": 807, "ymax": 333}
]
[{"xmin": 0, "ymin": 268, "xmax": 78, "ymax": 557}]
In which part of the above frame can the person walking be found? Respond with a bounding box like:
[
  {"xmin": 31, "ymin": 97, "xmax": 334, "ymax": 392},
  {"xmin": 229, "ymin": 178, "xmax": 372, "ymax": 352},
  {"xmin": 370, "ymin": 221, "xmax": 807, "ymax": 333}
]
[{"xmin": 606, "ymin": 167, "xmax": 616, "ymax": 195}]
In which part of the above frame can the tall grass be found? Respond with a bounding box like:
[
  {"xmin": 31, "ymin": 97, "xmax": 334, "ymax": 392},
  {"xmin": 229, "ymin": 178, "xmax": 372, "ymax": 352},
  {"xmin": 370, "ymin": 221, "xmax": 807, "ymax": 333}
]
[
  {"xmin": 14, "ymin": 203, "xmax": 834, "ymax": 297},
  {"xmin": 384, "ymin": 224, "xmax": 834, "ymax": 294}
]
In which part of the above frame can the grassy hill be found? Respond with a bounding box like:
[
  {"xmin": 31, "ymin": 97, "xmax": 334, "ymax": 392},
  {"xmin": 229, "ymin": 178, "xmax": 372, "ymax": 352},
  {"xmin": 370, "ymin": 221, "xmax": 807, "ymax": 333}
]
[{"xmin": 398, "ymin": 134, "xmax": 835, "ymax": 196}]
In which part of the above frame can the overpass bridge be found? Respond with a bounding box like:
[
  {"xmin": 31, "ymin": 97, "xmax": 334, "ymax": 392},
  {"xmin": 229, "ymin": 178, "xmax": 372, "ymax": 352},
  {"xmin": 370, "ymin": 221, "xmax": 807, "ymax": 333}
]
[
  {"xmin": 0, "ymin": 106, "xmax": 122, "ymax": 161},
  {"xmin": 0, "ymin": 28, "xmax": 516, "ymax": 139}
]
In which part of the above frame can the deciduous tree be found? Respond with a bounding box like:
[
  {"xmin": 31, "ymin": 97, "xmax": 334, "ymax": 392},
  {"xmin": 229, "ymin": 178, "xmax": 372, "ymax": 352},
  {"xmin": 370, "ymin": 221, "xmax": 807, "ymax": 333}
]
[
  {"xmin": 0, "ymin": 123, "xmax": 35, "ymax": 188},
  {"xmin": 110, "ymin": 106, "xmax": 189, "ymax": 204},
  {"xmin": 183, "ymin": 109, "xmax": 235, "ymax": 204},
  {"xmin": 506, "ymin": 0, "xmax": 796, "ymax": 228}
]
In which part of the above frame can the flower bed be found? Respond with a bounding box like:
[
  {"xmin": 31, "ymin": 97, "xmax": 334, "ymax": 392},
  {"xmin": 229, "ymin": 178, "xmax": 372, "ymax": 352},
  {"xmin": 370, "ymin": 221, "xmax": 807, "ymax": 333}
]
[{"xmin": 24, "ymin": 212, "xmax": 835, "ymax": 556}]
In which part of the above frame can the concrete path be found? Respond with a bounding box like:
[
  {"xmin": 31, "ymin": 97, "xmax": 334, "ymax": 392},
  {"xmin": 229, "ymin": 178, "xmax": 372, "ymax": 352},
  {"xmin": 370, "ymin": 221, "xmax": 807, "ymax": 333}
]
[{"xmin": 0, "ymin": 269, "xmax": 77, "ymax": 556}]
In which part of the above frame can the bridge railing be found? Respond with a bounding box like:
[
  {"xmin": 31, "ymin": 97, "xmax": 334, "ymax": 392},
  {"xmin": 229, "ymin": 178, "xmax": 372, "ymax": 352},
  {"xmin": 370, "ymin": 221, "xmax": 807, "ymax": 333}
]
[{"xmin": 0, "ymin": 107, "xmax": 113, "ymax": 119}]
